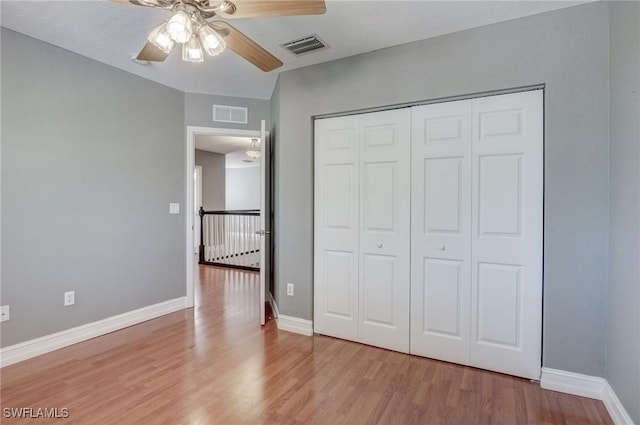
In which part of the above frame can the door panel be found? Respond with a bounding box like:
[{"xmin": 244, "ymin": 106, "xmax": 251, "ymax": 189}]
[
  {"xmin": 358, "ymin": 109, "xmax": 411, "ymax": 353},
  {"xmin": 478, "ymin": 154, "xmax": 523, "ymax": 236},
  {"xmin": 424, "ymin": 158, "xmax": 463, "ymax": 234},
  {"xmin": 470, "ymin": 90, "xmax": 543, "ymax": 379},
  {"xmin": 362, "ymin": 254, "xmax": 396, "ymax": 326},
  {"xmin": 476, "ymin": 262, "xmax": 522, "ymax": 347},
  {"xmin": 325, "ymin": 165, "xmax": 354, "ymax": 229},
  {"xmin": 423, "ymin": 258, "xmax": 463, "ymax": 337},
  {"xmin": 314, "ymin": 116, "xmax": 359, "ymax": 340},
  {"xmin": 194, "ymin": 166, "xmax": 203, "ymax": 253},
  {"xmin": 324, "ymin": 250, "xmax": 355, "ymax": 318},
  {"xmin": 410, "ymin": 100, "xmax": 472, "ymax": 365},
  {"xmin": 364, "ymin": 162, "xmax": 396, "ymax": 231}
]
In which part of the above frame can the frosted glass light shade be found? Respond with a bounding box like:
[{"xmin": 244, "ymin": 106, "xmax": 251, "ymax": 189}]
[
  {"xmin": 167, "ymin": 10, "xmax": 193, "ymax": 43},
  {"xmin": 148, "ymin": 21, "xmax": 175, "ymax": 54},
  {"xmin": 246, "ymin": 139, "xmax": 261, "ymax": 159},
  {"xmin": 199, "ymin": 25, "xmax": 226, "ymax": 57},
  {"xmin": 182, "ymin": 36, "xmax": 204, "ymax": 63}
]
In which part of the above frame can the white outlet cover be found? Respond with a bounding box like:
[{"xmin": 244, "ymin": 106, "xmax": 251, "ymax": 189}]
[
  {"xmin": 0, "ymin": 305, "xmax": 10, "ymax": 322},
  {"xmin": 169, "ymin": 203, "xmax": 180, "ymax": 214},
  {"xmin": 287, "ymin": 283, "xmax": 294, "ymax": 296},
  {"xmin": 64, "ymin": 291, "xmax": 75, "ymax": 306}
]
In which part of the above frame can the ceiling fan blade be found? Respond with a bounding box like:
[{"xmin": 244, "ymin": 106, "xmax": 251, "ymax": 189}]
[
  {"xmin": 109, "ymin": 0, "xmax": 168, "ymax": 7},
  {"xmin": 210, "ymin": 22, "xmax": 283, "ymax": 72},
  {"xmin": 136, "ymin": 42, "xmax": 170, "ymax": 62},
  {"xmin": 220, "ymin": 0, "xmax": 326, "ymax": 19}
]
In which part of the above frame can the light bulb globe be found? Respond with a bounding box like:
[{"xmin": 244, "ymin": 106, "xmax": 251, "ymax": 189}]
[
  {"xmin": 182, "ymin": 35, "xmax": 204, "ymax": 63},
  {"xmin": 199, "ymin": 25, "xmax": 226, "ymax": 57},
  {"xmin": 167, "ymin": 10, "xmax": 193, "ymax": 43},
  {"xmin": 148, "ymin": 21, "xmax": 175, "ymax": 54}
]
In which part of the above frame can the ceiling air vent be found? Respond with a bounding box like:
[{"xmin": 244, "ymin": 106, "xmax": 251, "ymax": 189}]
[
  {"xmin": 213, "ymin": 105, "xmax": 248, "ymax": 124},
  {"xmin": 281, "ymin": 34, "xmax": 328, "ymax": 56}
]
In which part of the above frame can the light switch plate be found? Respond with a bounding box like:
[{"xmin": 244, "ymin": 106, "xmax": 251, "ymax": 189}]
[{"xmin": 169, "ymin": 203, "xmax": 180, "ymax": 214}]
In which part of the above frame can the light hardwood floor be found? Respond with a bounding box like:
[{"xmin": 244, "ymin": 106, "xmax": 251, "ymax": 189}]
[{"xmin": 1, "ymin": 266, "xmax": 613, "ymax": 425}]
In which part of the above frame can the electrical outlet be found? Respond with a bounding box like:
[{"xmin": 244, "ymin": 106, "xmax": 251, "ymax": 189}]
[
  {"xmin": 0, "ymin": 305, "xmax": 9, "ymax": 322},
  {"xmin": 287, "ymin": 283, "xmax": 294, "ymax": 297},
  {"xmin": 64, "ymin": 291, "xmax": 75, "ymax": 307}
]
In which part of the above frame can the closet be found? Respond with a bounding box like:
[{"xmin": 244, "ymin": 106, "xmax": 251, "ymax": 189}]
[{"xmin": 314, "ymin": 90, "xmax": 543, "ymax": 380}]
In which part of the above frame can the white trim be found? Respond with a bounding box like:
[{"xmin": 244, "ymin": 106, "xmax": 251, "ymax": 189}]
[
  {"xmin": 603, "ymin": 380, "xmax": 636, "ymax": 425},
  {"xmin": 276, "ymin": 314, "xmax": 313, "ymax": 336},
  {"xmin": 268, "ymin": 292, "xmax": 279, "ymax": 320},
  {"xmin": 186, "ymin": 126, "xmax": 266, "ymax": 311},
  {"xmin": 540, "ymin": 367, "xmax": 605, "ymax": 399},
  {"xmin": 188, "ymin": 126, "xmax": 263, "ymax": 139},
  {"xmin": 540, "ymin": 368, "xmax": 635, "ymax": 425},
  {"xmin": 0, "ymin": 297, "xmax": 187, "ymax": 368},
  {"xmin": 186, "ymin": 127, "xmax": 195, "ymax": 308}
]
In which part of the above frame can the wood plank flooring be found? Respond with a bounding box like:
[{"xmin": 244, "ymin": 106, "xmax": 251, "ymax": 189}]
[{"xmin": 1, "ymin": 266, "xmax": 613, "ymax": 425}]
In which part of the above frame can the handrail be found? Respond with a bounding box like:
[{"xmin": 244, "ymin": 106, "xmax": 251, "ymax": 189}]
[{"xmin": 199, "ymin": 207, "xmax": 259, "ymax": 216}]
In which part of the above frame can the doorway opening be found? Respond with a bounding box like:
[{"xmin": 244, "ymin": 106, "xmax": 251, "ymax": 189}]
[{"xmin": 186, "ymin": 125, "xmax": 272, "ymax": 325}]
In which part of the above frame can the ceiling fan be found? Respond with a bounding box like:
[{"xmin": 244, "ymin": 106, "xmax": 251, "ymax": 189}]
[{"xmin": 111, "ymin": 0, "xmax": 326, "ymax": 71}]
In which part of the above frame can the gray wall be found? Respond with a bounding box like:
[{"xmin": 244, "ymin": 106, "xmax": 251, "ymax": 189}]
[
  {"xmin": 271, "ymin": 3, "xmax": 610, "ymax": 376},
  {"xmin": 606, "ymin": 2, "xmax": 640, "ymax": 423},
  {"xmin": 195, "ymin": 149, "xmax": 225, "ymax": 210},
  {"xmin": 226, "ymin": 167, "xmax": 260, "ymax": 210},
  {"xmin": 0, "ymin": 29, "xmax": 186, "ymax": 347},
  {"xmin": 185, "ymin": 93, "xmax": 270, "ymax": 131}
]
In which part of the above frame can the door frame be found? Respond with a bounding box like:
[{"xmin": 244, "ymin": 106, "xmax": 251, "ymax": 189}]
[
  {"xmin": 193, "ymin": 165, "xmax": 203, "ymax": 254},
  {"xmin": 185, "ymin": 126, "xmax": 267, "ymax": 308}
]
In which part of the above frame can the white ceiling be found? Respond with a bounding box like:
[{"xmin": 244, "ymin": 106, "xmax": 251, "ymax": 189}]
[
  {"xmin": 195, "ymin": 134, "xmax": 260, "ymax": 168},
  {"xmin": 226, "ymin": 150, "xmax": 260, "ymax": 168},
  {"xmin": 195, "ymin": 134, "xmax": 254, "ymax": 154},
  {"xmin": 1, "ymin": 0, "xmax": 590, "ymax": 100}
]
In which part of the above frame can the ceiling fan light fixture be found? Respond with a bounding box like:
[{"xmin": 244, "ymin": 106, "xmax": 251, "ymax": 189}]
[
  {"xmin": 166, "ymin": 7, "xmax": 193, "ymax": 43},
  {"xmin": 147, "ymin": 21, "xmax": 175, "ymax": 54},
  {"xmin": 182, "ymin": 35, "xmax": 205, "ymax": 63},
  {"xmin": 199, "ymin": 25, "xmax": 226, "ymax": 57},
  {"xmin": 246, "ymin": 138, "xmax": 261, "ymax": 159}
]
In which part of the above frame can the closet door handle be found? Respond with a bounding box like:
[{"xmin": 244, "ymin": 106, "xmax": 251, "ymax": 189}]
[
  {"xmin": 377, "ymin": 243, "xmax": 383, "ymax": 248},
  {"xmin": 439, "ymin": 244, "xmax": 446, "ymax": 251}
]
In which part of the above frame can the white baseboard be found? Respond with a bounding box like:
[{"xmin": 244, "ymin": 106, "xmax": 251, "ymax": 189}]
[
  {"xmin": 540, "ymin": 367, "xmax": 635, "ymax": 425},
  {"xmin": 0, "ymin": 297, "xmax": 187, "ymax": 368},
  {"xmin": 276, "ymin": 314, "xmax": 313, "ymax": 336},
  {"xmin": 540, "ymin": 367, "xmax": 606, "ymax": 399},
  {"xmin": 603, "ymin": 380, "xmax": 636, "ymax": 425},
  {"xmin": 268, "ymin": 292, "xmax": 279, "ymax": 320}
]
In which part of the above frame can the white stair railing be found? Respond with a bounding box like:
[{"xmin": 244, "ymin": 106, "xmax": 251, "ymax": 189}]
[{"xmin": 199, "ymin": 208, "xmax": 260, "ymax": 270}]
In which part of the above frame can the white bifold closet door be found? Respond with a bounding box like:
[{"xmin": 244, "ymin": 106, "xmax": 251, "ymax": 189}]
[
  {"xmin": 358, "ymin": 110, "xmax": 411, "ymax": 352},
  {"xmin": 314, "ymin": 109, "xmax": 411, "ymax": 353},
  {"xmin": 469, "ymin": 91, "xmax": 543, "ymax": 379},
  {"xmin": 411, "ymin": 90, "xmax": 543, "ymax": 379},
  {"xmin": 313, "ymin": 115, "xmax": 360, "ymax": 342},
  {"xmin": 410, "ymin": 99, "xmax": 473, "ymax": 366}
]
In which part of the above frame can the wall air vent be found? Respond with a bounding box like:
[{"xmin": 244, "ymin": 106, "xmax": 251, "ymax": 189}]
[
  {"xmin": 281, "ymin": 34, "xmax": 329, "ymax": 56},
  {"xmin": 213, "ymin": 105, "xmax": 248, "ymax": 124}
]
